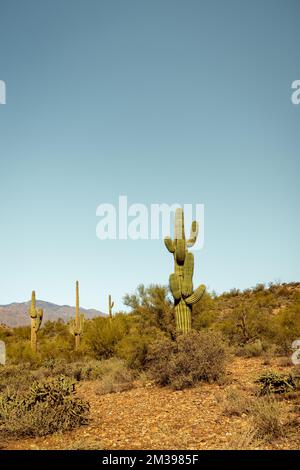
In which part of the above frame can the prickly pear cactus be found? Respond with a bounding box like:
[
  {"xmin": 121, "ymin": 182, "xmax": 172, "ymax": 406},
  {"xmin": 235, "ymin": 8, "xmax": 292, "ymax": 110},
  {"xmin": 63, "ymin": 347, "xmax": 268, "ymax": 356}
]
[
  {"xmin": 164, "ymin": 208, "xmax": 205, "ymax": 333},
  {"xmin": 29, "ymin": 290, "xmax": 43, "ymax": 352},
  {"xmin": 69, "ymin": 281, "xmax": 85, "ymax": 350}
]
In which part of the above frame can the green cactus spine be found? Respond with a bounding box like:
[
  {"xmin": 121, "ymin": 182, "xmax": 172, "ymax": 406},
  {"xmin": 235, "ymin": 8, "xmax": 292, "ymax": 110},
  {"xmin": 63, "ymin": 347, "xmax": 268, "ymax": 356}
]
[
  {"xmin": 164, "ymin": 208, "xmax": 205, "ymax": 333},
  {"xmin": 108, "ymin": 295, "xmax": 114, "ymax": 319},
  {"xmin": 69, "ymin": 281, "xmax": 85, "ymax": 350},
  {"xmin": 29, "ymin": 290, "xmax": 43, "ymax": 352}
]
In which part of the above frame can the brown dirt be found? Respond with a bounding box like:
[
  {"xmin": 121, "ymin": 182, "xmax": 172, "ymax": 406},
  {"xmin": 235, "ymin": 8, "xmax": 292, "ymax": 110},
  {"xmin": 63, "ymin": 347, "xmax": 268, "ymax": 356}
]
[{"xmin": 2, "ymin": 357, "xmax": 300, "ymax": 450}]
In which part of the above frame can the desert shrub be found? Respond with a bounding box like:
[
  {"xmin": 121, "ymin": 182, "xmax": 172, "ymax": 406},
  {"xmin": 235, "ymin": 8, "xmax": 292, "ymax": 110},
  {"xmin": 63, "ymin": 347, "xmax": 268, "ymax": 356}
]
[
  {"xmin": 219, "ymin": 302, "xmax": 274, "ymax": 346},
  {"xmin": 95, "ymin": 358, "xmax": 135, "ymax": 395},
  {"xmin": 251, "ymin": 397, "xmax": 283, "ymax": 441},
  {"xmin": 147, "ymin": 330, "xmax": 228, "ymax": 390},
  {"xmin": 123, "ymin": 284, "xmax": 175, "ymax": 336},
  {"xmin": 223, "ymin": 388, "xmax": 254, "ymax": 416},
  {"xmin": 0, "ymin": 365, "xmax": 36, "ymax": 393},
  {"xmin": 253, "ymin": 283, "xmax": 265, "ymax": 293},
  {"xmin": 273, "ymin": 298, "xmax": 300, "ymax": 353},
  {"xmin": 40, "ymin": 319, "xmax": 70, "ymax": 339},
  {"xmin": 261, "ymin": 344, "xmax": 279, "ymax": 365},
  {"xmin": 236, "ymin": 339, "xmax": 263, "ymax": 357},
  {"xmin": 6, "ymin": 341, "xmax": 42, "ymax": 366},
  {"xmin": 255, "ymin": 371, "xmax": 299, "ymax": 396},
  {"xmin": 40, "ymin": 358, "xmax": 110, "ymax": 382},
  {"xmin": 116, "ymin": 333, "xmax": 150, "ymax": 370},
  {"xmin": 85, "ymin": 314, "xmax": 129, "ymax": 359},
  {"xmin": 0, "ymin": 375, "xmax": 89, "ymax": 437},
  {"xmin": 116, "ymin": 326, "xmax": 167, "ymax": 370},
  {"xmin": 192, "ymin": 291, "xmax": 219, "ymax": 329},
  {"xmin": 6, "ymin": 331, "xmax": 75, "ymax": 366}
]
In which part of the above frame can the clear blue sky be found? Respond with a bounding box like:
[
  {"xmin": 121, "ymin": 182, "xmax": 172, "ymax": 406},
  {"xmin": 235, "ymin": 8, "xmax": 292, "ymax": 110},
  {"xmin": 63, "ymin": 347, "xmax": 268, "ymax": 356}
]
[{"xmin": 0, "ymin": 0, "xmax": 299, "ymax": 312}]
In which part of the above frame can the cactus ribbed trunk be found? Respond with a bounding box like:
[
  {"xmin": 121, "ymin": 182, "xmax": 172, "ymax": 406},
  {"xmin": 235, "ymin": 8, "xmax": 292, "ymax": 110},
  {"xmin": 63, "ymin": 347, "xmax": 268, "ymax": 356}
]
[
  {"xmin": 69, "ymin": 281, "xmax": 84, "ymax": 350},
  {"xmin": 31, "ymin": 290, "xmax": 37, "ymax": 352},
  {"xmin": 164, "ymin": 208, "xmax": 205, "ymax": 334},
  {"xmin": 175, "ymin": 300, "xmax": 191, "ymax": 333},
  {"xmin": 108, "ymin": 294, "xmax": 114, "ymax": 320},
  {"xmin": 31, "ymin": 320, "xmax": 37, "ymax": 353},
  {"xmin": 28, "ymin": 290, "xmax": 43, "ymax": 352}
]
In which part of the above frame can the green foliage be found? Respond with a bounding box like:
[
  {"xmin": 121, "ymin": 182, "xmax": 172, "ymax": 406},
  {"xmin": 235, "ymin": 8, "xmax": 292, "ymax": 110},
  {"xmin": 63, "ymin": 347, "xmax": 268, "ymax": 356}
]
[
  {"xmin": 2, "ymin": 282, "xmax": 300, "ymax": 369},
  {"xmin": 116, "ymin": 327, "xmax": 167, "ymax": 369},
  {"xmin": 273, "ymin": 295, "xmax": 300, "ymax": 352},
  {"xmin": 236, "ymin": 339, "xmax": 264, "ymax": 357},
  {"xmin": 192, "ymin": 291, "xmax": 219, "ymax": 329},
  {"xmin": 219, "ymin": 302, "xmax": 274, "ymax": 345},
  {"xmin": 123, "ymin": 284, "xmax": 175, "ymax": 335},
  {"xmin": 85, "ymin": 313, "xmax": 129, "ymax": 359}
]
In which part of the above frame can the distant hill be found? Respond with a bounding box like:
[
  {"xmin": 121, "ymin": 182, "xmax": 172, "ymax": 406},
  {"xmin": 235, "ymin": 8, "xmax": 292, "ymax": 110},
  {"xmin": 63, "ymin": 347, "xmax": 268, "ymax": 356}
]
[{"xmin": 0, "ymin": 300, "xmax": 106, "ymax": 327}]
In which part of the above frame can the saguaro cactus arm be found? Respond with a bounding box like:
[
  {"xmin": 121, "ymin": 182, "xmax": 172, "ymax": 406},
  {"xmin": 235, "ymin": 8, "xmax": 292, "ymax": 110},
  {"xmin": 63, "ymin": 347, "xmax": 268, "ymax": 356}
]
[
  {"xmin": 36, "ymin": 309, "xmax": 43, "ymax": 332},
  {"xmin": 164, "ymin": 237, "xmax": 175, "ymax": 253},
  {"xmin": 69, "ymin": 313, "xmax": 84, "ymax": 336},
  {"xmin": 186, "ymin": 221, "xmax": 199, "ymax": 248},
  {"xmin": 185, "ymin": 284, "xmax": 206, "ymax": 305}
]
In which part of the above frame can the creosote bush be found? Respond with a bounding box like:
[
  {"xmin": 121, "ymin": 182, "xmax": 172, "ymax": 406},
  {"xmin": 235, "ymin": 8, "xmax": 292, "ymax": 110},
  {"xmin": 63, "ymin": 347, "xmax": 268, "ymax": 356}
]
[
  {"xmin": 0, "ymin": 375, "xmax": 89, "ymax": 437},
  {"xmin": 147, "ymin": 330, "xmax": 228, "ymax": 390}
]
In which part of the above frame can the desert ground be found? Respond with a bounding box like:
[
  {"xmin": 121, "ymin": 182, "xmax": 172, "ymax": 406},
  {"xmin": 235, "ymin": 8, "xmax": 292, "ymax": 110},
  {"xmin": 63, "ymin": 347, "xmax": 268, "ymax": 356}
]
[{"xmin": 2, "ymin": 357, "xmax": 299, "ymax": 451}]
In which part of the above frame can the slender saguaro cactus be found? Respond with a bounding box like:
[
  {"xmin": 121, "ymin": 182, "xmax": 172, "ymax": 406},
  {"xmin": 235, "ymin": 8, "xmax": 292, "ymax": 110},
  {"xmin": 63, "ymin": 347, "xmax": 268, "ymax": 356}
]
[
  {"xmin": 164, "ymin": 208, "xmax": 205, "ymax": 333},
  {"xmin": 69, "ymin": 281, "xmax": 85, "ymax": 350},
  {"xmin": 29, "ymin": 290, "xmax": 43, "ymax": 352},
  {"xmin": 108, "ymin": 295, "xmax": 114, "ymax": 319}
]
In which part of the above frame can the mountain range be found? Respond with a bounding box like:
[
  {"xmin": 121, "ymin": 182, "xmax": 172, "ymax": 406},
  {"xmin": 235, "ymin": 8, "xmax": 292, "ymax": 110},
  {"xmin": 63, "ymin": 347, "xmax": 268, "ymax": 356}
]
[{"xmin": 0, "ymin": 300, "xmax": 106, "ymax": 328}]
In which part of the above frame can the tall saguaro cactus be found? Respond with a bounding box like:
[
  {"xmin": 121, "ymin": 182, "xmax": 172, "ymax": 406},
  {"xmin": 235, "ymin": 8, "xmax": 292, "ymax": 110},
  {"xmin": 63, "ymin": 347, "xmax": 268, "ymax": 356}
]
[
  {"xmin": 108, "ymin": 295, "xmax": 114, "ymax": 319},
  {"xmin": 164, "ymin": 208, "xmax": 205, "ymax": 333},
  {"xmin": 69, "ymin": 281, "xmax": 85, "ymax": 350},
  {"xmin": 29, "ymin": 290, "xmax": 43, "ymax": 352}
]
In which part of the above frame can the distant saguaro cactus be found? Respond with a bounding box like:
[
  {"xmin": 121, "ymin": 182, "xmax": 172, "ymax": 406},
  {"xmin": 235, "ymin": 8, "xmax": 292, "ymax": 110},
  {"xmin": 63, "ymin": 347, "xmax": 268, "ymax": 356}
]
[
  {"xmin": 69, "ymin": 281, "xmax": 85, "ymax": 350},
  {"xmin": 108, "ymin": 295, "xmax": 114, "ymax": 319},
  {"xmin": 164, "ymin": 208, "xmax": 205, "ymax": 333},
  {"xmin": 29, "ymin": 290, "xmax": 43, "ymax": 352}
]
